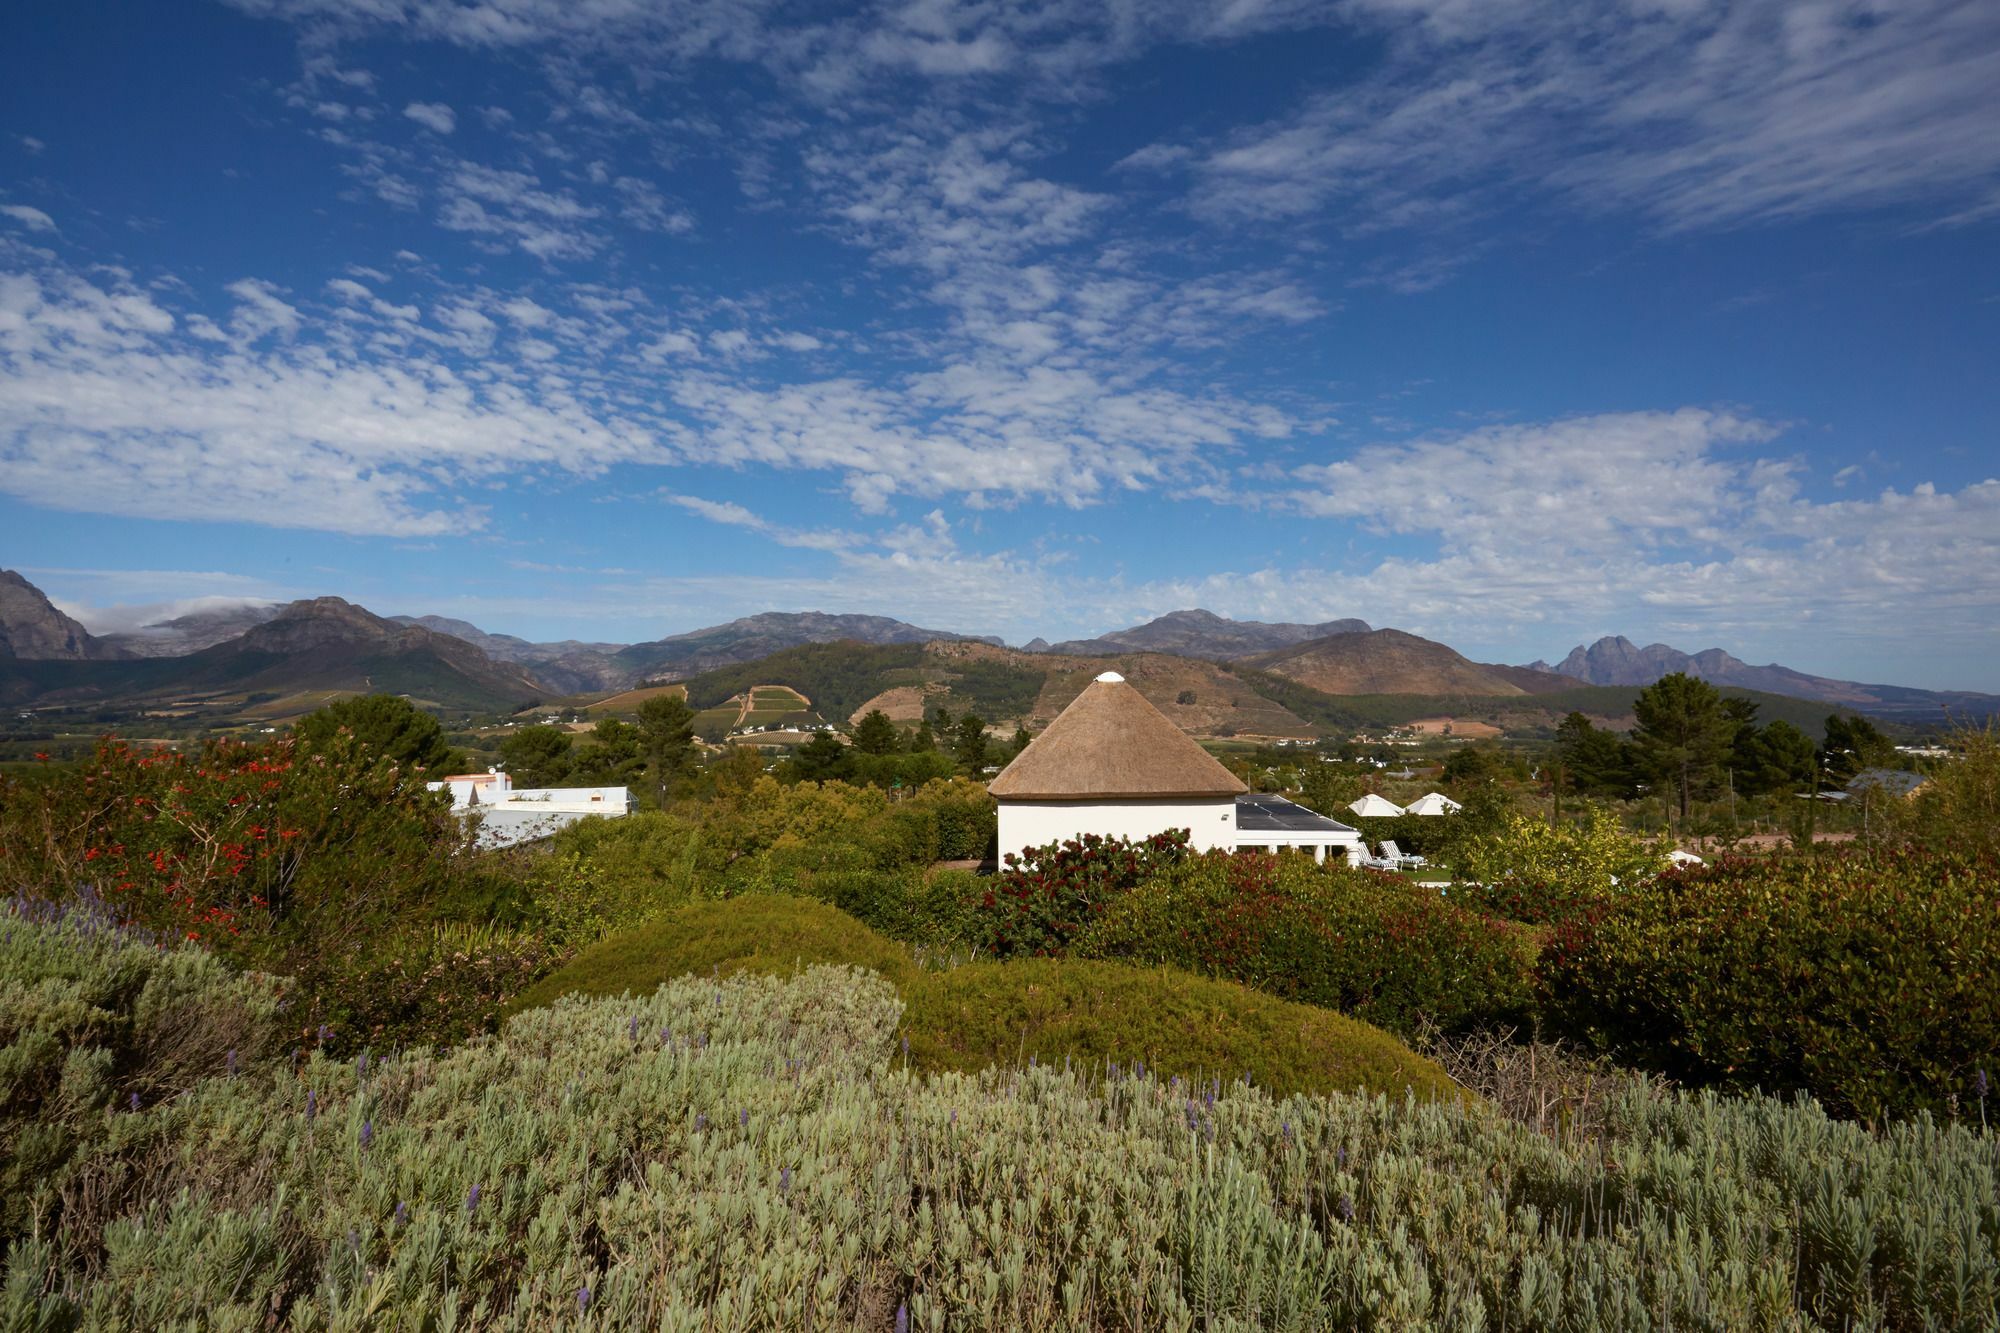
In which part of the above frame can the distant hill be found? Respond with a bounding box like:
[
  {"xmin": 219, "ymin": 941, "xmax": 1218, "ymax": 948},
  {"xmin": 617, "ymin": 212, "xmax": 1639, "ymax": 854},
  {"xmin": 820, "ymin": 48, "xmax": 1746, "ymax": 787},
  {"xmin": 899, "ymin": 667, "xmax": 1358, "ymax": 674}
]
[
  {"xmin": 0, "ymin": 596, "xmax": 549, "ymax": 714},
  {"xmin": 0, "ymin": 570, "xmax": 130, "ymax": 661},
  {"xmin": 1042, "ymin": 609, "xmax": 1371, "ymax": 660},
  {"xmin": 670, "ymin": 639, "xmax": 1324, "ymax": 740},
  {"xmin": 613, "ymin": 612, "xmax": 1001, "ymax": 685},
  {"xmin": 1538, "ymin": 635, "xmax": 2000, "ymax": 722},
  {"xmin": 1247, "ymin": 629, "xmax": 1574, "ymax": 697},
  {"xmin": 390, "ymin": 615, "xmax": 629, "ymax": 694},
  {"xmin": 98, "ymin": 601, "xmax": 284, "ymax": 657}
]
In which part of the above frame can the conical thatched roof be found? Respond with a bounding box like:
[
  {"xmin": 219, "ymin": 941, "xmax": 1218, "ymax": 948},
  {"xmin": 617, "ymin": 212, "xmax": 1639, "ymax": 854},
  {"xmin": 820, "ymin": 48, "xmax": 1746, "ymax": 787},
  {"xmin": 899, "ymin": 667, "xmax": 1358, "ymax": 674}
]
[{"xmin": 988, "ymin": 672, "xmax": 1248, "ymax": 800}]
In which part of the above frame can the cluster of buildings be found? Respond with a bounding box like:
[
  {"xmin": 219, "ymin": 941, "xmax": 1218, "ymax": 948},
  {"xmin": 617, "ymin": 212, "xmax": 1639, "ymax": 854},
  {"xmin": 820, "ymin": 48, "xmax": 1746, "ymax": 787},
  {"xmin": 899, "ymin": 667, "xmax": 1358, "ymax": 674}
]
[{"xmin": 425, "ymin": 770, "xmax": 634, "ymax": 849}]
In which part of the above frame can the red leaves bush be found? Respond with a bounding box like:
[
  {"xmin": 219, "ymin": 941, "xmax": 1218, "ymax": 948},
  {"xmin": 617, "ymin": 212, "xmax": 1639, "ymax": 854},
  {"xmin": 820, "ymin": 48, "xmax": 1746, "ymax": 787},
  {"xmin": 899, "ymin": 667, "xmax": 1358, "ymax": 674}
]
[
  {"xmin": 976, "ymin": 830, "xmax": 1190, "ymax": 957},
  {"xmin": 1537, "ymin": 845, "xmax": 2000, "ymax": 1122},
  {"xmin": 1075, "ymin": 852, "xmax": 1536, "ymax": 1037}
]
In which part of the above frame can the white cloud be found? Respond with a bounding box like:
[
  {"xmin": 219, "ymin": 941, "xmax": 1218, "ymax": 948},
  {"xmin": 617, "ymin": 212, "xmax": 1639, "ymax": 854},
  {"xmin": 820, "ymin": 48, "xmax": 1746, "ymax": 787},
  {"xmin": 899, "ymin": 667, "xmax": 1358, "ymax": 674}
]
[
  {"xmin": 0, "ymin": 265, "xmax": 666, "ymax": 537},
  {"xmin": 17, "ymin": 136, "xmax": 46, "ymax": 155},
  {"xmin": 1143, "ymin": 0, "xmax": 2000, "ymax": 234},
  {"xmin": 224, "ymin": 278, "xmax": 302, "ymax": 342},
  {"xmin": 437, "ymin": 161, "xmax": 602, "ymax": 258},
  {"xmin": 0, "ymin": 205, "xmax": 56, "ymax": 233},
  {"xmin": 402, "ymin": 100, "xmax": 458, "ymax": 134}
]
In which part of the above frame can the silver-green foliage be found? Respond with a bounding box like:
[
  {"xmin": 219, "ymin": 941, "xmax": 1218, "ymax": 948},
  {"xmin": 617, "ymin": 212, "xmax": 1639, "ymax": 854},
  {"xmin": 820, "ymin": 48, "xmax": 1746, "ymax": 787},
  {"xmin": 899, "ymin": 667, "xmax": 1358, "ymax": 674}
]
[{"xmin": 3, "ymin": 908, "xmax": 1997, "ymax": 1331}]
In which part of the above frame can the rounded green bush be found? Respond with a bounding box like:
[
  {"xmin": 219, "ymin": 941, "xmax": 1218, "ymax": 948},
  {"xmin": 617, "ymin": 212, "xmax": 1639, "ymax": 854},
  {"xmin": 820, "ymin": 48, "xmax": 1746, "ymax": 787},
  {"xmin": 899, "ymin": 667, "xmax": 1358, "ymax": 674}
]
[
  {"xmin": 504, "ymin": 894, "xmax": 920, "ymax": 1014},
  {"xmin": 506, "ymin": 894, "xmax": 1459, "ymax": 1103},
  {"xmin": 904, "ymin": 958, "xmax": 1464, "ymax": 1103}
]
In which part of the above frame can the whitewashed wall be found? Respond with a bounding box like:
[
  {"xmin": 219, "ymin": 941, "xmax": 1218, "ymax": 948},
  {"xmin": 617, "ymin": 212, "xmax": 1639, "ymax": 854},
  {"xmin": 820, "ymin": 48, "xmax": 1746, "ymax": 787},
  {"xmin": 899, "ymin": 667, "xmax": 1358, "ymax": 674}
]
[{"xmin": 998, "ymin": 797, "xmax": 1237, "ymax": 863}]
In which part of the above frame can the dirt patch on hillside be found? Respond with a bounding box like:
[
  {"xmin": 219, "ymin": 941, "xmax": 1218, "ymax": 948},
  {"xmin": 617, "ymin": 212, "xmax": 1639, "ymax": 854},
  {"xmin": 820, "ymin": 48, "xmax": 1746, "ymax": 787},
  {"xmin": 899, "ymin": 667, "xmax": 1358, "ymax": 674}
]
[
  {"xmin": 1406, "ymin": 717, "xmax": 1504, "ymax": 739},
  {"xmin": 850, "ymin": 684, "xmax": 938, "ymax": 724}
]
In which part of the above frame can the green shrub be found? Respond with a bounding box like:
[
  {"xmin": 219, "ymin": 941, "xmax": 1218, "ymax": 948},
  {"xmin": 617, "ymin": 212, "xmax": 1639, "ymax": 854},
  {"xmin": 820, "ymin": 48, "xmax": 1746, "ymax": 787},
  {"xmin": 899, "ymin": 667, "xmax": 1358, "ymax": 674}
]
[
  {"xmin": 0, "ymin": 894, "xmax": 287, "ymax": 1247},
  {"xmin": 903, "ymin": 958, "xmax": 1463, "ymax": 1103},
  {"xmin": 1538, "ymin": 846, "xmax": 2000, "ymax": 1122},
  {"xmin": 978, "ymin": 830, "xmax": 1191, "ymax": 957},
  {"xmin": 1441, "ymin": 804, "xmax": 1668, "ymax": 925},
  {"xmin": 504, "ymin": 894, "xmax": 922, "ymax": 1013},
  {"xmin": 795, "ymin": 865, "xmax": 985, "ymax": 948},
  {"xmin": 507, "ymin": 895, "xmax": 1451, "ymax": 1104},
  {"xmin": 5, "ymin": 923, "xmax": 1995, "ymax": 1329},
  {"xmin": 1079, "ymin": 851, "xmax": 1537, "ymax": 1037}
]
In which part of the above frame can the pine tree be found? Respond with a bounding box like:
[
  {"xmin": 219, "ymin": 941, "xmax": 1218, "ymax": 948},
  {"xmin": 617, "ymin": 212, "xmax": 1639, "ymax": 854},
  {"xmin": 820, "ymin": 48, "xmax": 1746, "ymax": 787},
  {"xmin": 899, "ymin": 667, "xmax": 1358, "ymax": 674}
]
[{"xmin": 1631, "ymin": 673, "xmax": 1737, "ymax": 822}]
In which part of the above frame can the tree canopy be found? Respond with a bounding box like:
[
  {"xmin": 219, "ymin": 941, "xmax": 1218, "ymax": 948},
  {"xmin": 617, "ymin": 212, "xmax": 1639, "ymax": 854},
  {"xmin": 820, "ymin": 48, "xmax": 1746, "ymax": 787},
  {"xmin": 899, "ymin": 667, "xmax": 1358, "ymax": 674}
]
[
  {"xmin": 293, "ymin": 693, "xmax": 459, "ymax": 772},
  {"xmin": 1631, "ymin": 673, "xmax": 1738, "ymax": 821}
]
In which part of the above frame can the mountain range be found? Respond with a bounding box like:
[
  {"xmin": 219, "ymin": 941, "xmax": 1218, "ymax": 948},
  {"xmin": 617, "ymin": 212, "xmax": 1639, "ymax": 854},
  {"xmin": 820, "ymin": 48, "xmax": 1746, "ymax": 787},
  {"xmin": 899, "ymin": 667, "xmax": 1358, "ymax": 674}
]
[
  {"xmin": 1534, "ymin": 636, "xmax": 1996, "ymax": 722},
  {"xmin": 1030, "ymin": 609, "xmax": 1373, "ymax": 660},
  {"xmin": 2, "ymin": 569, "xmax": 1993, "ymax": 725},
  {"xmin": 1247, "ymin": 629, "xmax": 1575, "ymax": 697}
]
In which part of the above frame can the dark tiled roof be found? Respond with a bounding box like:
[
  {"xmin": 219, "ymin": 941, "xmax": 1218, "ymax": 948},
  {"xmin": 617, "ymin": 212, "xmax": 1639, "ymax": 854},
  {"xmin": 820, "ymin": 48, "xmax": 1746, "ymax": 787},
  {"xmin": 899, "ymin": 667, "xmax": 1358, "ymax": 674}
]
[{"xmin": 1846, "ymin": 768, "xmax": 1928, "ymax": 797}]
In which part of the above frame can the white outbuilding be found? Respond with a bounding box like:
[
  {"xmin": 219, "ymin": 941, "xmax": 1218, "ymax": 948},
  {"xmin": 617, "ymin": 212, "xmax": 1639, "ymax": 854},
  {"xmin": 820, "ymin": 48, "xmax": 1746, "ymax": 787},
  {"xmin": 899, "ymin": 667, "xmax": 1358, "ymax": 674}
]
[
  {"xmin": 988, "ymin": 672, "xmax": 1246, "ymax": 862},
  {"xmin": 1404, "ymin": 791, "xmax": 1464, "ymax": 816},
  {"xmin": 1346, "ymin": 793, "xmax": 1406, "ymax": 819}
]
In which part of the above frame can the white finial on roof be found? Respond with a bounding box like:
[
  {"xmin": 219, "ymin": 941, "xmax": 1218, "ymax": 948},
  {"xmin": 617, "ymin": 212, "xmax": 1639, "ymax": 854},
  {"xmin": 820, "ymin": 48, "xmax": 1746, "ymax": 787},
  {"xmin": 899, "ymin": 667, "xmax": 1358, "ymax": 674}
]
[{"xmin": 1095, "ymin": 671, "xmax": 1124, "ymax": 683}]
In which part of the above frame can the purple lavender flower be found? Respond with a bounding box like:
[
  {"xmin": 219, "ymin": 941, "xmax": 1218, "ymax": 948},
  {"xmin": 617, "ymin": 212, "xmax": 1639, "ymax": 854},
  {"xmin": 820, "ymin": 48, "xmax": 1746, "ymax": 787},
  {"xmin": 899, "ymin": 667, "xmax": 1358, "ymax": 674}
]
[
  {"xmin": 317, "ymin": 1023, "xmax": 332, "ymax": 1045},
  {"xmin": 306, "ymin": 1089, "xmax": 316, "ymax": 1122},
  {"xmin": 1336, "ymin": 1195, "xmax": 1355, "ymax": 1223},
  {"xmin": 902, "ymin": 1035, "xmax": 910, "ymax": 1058},
  {"xmin": 578, "ymin": 1286, "xmax": 592, "ymax": 1315},
  {"xmin": 950, "ymin": 1109, "xmax": 957, "ymax": 1125},
  {"xmin": 226, "ymin": 1048, "xmax": 237, "ymax": 1077},
  {"xmin": 1281, "ymin": 1120, "xmax": 1292, "ymax": 1144},
  {"xmin": 660, "ymin": 1028, "xmax": 671, "ymax": 1046},
  {"xmin": 356, "ymin": 1051, "xmax": 369, "ymax": 1077},
  {"xmin": 394, "ymin": 1200, "xmax": 408, "ymax": 1227},
  {"xmin": 779, "ymin": 1166, "xmax": 791, "ymax": 1195},
  {"xmin": 466, "ymin": 1184, "xmax": 481, "ymax": 1214},
  {"xmin": 695, "ymin": 1113, "xmax": 708, "ymax": 1131},
  {"xmin": 359, "ymin": 1119, "xmax": 373, "ymax": 1150},
  {"xmin": 128, "ymin": 1091, "xmax": 141, "ymax": 1112},
  {"xmin": 896, "ymin": 1303, "xmax": 909, "ymax": 1333},
  {"xmin": 627, "ymin": 1015, "xmax": 639, "ymax": 1042},
  {"xmin": 739, "ymin": 1109, "xmax": 749, "ymax": 1129},
  {"xmin": 1978, "ymin": 1068, "xmax": 1991, "ymax": 1099}
]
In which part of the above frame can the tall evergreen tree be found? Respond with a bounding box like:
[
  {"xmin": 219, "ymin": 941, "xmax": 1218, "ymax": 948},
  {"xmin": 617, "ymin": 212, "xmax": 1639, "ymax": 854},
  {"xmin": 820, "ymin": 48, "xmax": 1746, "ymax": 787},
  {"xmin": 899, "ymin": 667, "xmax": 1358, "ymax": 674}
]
[
  {"xmin": 791, "ymin": 731, "xmax": 851, "ymax": 783},
  {"xmin": 1820, "ymin": 713, "xmax": 1895, "ymax": 785},
  {"xmin": 636, "ymin": 693, "xmax": 698, "ymax": 804},
  {"xmin": 294, "ymin": 693, "xmax": 459, "ymax": 772},
  {"xmin": 499, "ymin": 724, "xmax": 574, "ymax": 788},
  {"xmin": 852, "ymin": 709, "xmax": 900, "ymax": 755},
  {"xmin": 1631, "ymin": 673, "xmax": 1738, "ymax": 821},
  {"xmin": 953, "ymin": 713, "xmax": 990, "ymax": 774},
  {"xmin": 1553, "ymin": 711, "xmax": 1636, "ymax": 798}
]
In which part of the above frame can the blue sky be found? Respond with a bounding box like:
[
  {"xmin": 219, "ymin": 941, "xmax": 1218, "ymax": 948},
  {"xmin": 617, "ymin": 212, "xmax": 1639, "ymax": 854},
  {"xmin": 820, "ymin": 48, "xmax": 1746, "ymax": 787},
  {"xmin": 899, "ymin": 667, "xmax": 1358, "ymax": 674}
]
[{"xmin": 2, "ymin": 0, "xmax": 1997, "ymax": 687}]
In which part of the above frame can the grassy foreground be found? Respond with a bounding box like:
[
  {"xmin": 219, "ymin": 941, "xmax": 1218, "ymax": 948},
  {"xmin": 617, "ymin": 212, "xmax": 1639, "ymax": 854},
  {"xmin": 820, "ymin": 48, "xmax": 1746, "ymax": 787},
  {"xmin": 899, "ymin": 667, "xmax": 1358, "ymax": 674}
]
[
  {"xmin": 6, "ymin": 899, "xmax": 1998, "ymax": 1330},
  {"xmin": 506, "ymin": 894, "xmax": 1460, "ymax": 1103}
]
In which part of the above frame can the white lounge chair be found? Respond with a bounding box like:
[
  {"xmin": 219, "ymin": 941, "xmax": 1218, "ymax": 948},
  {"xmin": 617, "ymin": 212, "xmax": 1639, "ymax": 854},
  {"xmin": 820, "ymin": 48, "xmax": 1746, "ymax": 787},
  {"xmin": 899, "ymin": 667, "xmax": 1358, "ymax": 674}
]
[
  {"xmin": 1379, "ymin": 840, "xmax": 1427, "ymax": 870},
  {"xmin": 1350, "ymin": 842, "xmax": 1400, "ymax": 871}
]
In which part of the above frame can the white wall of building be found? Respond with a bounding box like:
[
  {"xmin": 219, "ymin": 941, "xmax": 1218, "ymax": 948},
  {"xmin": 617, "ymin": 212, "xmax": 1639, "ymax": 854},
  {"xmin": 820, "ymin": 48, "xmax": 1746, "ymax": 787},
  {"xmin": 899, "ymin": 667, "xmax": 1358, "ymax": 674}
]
[{"xmin": 998, "ymin": 797, "xmax": 1237, "ymax": 863}]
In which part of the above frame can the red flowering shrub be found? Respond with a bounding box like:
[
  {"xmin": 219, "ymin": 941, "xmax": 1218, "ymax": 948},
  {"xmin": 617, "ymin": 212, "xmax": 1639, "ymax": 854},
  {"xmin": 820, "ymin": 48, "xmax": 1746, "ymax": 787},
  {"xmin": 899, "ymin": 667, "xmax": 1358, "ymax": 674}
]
[
  {"xmin": 975, "ymin": 830, "xmax": 1190, "ymax": 957},
  {"xmin": 0, "ymin": 734, "xmax": 462, "ymax": 953},
  {"xmin": 1075, "ymin": 852, "xmax": 1536, "ymax": 1037},
  {"xmin": 0, "ymin": 733, "xmax": 538, "ymax": 1044},
  {"xmin": 1537, "ymin": 846, "xmax": 2000, "ymax": 1121}
]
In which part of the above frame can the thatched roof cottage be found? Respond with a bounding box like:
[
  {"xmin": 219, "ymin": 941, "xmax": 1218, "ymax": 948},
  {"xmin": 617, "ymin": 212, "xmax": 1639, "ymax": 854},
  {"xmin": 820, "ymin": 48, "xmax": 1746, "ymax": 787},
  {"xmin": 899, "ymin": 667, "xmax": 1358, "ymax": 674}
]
[{"xmin": 988, "ymin": 671, "xmax": 1247, "ymax": 862}]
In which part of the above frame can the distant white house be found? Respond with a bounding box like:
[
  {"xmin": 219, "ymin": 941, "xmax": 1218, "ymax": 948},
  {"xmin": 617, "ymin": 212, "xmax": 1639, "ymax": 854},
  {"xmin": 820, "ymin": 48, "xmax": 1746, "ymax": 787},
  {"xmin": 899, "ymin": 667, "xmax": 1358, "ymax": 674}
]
[
  {"xmin": 987, "ymin": 673, "xmax": 1365, "ymax": 864},
  {"xmin": 426, "ymin": 770, "xmax": 634, "ymax": 850},
  {"xmin": 1347, "ymin": 793, "xmax": 1406, "ymax": 819},
  {"xmin": 1404, "ymin": 791, "xmax": 1464, "ymax": 816}
]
